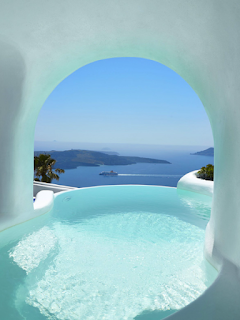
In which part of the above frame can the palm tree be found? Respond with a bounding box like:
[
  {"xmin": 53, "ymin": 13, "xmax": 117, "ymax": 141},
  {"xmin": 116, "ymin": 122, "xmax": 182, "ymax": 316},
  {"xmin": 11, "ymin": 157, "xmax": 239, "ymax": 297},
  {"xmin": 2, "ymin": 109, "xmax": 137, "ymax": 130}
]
[{"xmin": 34, "ymin": 154, "xmax": 65, "ymax": 183}]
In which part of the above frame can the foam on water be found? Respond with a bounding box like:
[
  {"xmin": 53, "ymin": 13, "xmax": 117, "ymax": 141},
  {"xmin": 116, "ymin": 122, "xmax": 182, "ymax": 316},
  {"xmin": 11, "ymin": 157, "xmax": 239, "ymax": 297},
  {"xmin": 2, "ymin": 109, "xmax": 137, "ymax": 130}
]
[
  {"xmin": 10, "ymin": 227, "xmax": 57, "ymax": 274},
  {"xmin": 10, "ymin": 211, "xmax": 215, "ymax": 320}
]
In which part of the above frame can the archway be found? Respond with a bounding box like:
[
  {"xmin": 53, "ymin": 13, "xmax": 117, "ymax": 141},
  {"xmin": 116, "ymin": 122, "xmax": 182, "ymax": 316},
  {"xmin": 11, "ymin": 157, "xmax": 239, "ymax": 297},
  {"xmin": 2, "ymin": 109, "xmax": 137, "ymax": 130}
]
[
  {"xmin": 1, "ymin": 2, "xmax": 240, "ymax": 315},
  {"xmin": 34, "ymin": 57, "xmax": 213, "ymax": 189}
]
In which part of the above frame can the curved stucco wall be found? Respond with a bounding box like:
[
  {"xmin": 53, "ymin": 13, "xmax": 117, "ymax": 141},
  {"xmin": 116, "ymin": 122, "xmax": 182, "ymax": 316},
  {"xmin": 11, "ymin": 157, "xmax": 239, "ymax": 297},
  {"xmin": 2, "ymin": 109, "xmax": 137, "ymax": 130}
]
[
  {"xmin": 177, "ymin": 170, "xmax": 213, "ymax": 197},
  {"xmin": 0, "ymin": 1, "xmax": 240, "ymax": 318}
]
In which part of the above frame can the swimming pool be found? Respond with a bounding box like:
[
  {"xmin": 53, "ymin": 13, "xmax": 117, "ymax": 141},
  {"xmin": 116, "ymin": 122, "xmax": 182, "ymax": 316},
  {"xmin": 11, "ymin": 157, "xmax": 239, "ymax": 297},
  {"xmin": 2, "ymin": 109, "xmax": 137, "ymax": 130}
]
[{"xmin": 0, "ymin": 186, "xmax": 217, "ymax": 320}]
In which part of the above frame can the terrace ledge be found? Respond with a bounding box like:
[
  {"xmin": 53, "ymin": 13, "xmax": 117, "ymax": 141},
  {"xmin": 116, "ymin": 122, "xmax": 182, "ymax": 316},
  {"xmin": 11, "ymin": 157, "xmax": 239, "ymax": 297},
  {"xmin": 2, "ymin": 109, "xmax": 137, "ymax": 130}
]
[
  {"xmin": 33, "ymin": 190, "xmax": 54, "ymax": 216},
  {"xmin": 177, "ymin": 170, "xmax": 213, "ymax": 197}
]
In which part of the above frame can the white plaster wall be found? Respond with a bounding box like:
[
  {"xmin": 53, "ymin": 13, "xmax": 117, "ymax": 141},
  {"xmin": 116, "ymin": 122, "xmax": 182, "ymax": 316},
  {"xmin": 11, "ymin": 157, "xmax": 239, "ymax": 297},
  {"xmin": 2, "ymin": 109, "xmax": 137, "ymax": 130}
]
[
  {"xmin": 177, "ymin": 170, "xmax": 213, "ymax": 197},
  {"xmin": 0, "ymin": 1, "xmax": 240, "ymax": 318}
]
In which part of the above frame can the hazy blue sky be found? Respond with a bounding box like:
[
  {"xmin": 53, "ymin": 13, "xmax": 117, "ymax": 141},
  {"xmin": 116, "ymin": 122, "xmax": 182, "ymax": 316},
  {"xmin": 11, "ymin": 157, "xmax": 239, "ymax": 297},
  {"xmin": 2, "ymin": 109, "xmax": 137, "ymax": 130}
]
[{"xmin": 35, "ymin": 58, "xmax": 213, "ymax": 148}]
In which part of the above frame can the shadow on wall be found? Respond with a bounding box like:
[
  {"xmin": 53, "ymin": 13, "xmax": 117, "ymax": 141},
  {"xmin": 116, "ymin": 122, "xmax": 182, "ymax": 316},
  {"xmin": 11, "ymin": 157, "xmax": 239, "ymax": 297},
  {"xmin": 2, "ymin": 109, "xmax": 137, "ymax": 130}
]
[
  {"xmin": 134, "ymin": 309, "xmax": 177, "ymax": 320},
  {"xmin": 0, "ymin": 38, "xmax": 26, "ymax": 125}
]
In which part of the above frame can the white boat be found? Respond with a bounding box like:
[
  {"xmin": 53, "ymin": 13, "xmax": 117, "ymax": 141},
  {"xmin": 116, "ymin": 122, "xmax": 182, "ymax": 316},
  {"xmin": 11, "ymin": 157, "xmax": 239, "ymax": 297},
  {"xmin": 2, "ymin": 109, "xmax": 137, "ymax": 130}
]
[{"xmin": 99, "ymin": 170, "xmax": 118, "ymax": 176}]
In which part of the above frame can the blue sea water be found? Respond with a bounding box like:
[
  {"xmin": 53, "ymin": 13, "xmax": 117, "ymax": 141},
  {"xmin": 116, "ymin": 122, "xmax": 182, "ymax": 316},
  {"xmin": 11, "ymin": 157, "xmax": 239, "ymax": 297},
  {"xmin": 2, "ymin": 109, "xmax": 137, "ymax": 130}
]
[{"xmin": 52, "ymin": 150, "xmax": 214, "ymax": 188}]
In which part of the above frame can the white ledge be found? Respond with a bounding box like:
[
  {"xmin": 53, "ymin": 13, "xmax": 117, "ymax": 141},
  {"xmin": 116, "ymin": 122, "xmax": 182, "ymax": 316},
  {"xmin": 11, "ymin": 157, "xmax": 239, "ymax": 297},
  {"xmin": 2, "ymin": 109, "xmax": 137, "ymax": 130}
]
[
  {"xmin": 33, "ymin": 181, "xmax": 77, "ymax": 197},
  {"xmin": 177, "ymin": 170, "xmax": 213, "ymax": 197},
  {"xmin": 34, "ymin": 190, "xmax": 54, "ymax": 216}
]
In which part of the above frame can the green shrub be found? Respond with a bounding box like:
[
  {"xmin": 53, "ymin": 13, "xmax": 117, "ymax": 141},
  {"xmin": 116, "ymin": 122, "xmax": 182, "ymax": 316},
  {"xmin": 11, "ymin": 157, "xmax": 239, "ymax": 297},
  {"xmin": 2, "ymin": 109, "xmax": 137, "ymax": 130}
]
[
  {"xmin": 34, "ymin": 154, "xmax": 65, "ymax": 183},
  {"xmin": 196, "ymin": 164, "xmax": 214, "ymax": 181}
]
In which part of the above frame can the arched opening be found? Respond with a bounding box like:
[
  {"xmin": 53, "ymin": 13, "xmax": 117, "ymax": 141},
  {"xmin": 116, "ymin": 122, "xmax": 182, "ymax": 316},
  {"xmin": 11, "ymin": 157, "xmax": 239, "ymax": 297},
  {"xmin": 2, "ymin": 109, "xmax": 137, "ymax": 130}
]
[
  {"xmin": 1, "ymin": 1, "xmax": 240, "ymax": 318},
  {"xmin": 7, "ymin": 58, "xmax": 216, "ymax": 319},
  {"xmin": 34, "ymin": 57, "xmax": 214, "ymax": 188}
]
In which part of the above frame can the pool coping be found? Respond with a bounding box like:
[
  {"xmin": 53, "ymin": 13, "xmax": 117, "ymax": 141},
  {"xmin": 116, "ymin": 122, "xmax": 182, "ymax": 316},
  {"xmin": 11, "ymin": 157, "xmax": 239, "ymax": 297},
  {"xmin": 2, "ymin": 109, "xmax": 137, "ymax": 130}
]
[{"xmin": 177, "ymin": 170, "xmax": 213, "ymax": 197}]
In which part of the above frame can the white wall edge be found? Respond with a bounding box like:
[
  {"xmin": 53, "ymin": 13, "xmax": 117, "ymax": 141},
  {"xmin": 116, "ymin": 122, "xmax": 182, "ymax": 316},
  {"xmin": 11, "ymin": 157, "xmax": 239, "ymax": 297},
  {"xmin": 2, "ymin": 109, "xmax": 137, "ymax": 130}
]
[
  {"xmin": 177, "ymin": 170, "xmax": 213, "ymax": 197},
  {"xmin": 0, "ymin": 190, "xmax": 55, "ymax": 232},
  {"xmin": 34, "ymin": 190, "xmax": 54, "ymax": 216}
]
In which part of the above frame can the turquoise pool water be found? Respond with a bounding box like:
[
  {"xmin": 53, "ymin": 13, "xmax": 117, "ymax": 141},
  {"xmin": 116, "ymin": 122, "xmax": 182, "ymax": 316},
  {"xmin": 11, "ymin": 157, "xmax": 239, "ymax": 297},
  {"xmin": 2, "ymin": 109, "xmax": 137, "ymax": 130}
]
[{"xmin": 0, "ymin": 186, "xmax": 217, "ymax": 320}]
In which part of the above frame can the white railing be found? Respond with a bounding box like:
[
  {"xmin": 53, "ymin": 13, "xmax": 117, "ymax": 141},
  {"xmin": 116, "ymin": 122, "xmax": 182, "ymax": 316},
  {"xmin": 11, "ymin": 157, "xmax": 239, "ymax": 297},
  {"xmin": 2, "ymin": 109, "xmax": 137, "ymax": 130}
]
[{"xmin": 33, "ymin": 181, "xmax": 77, "ymax": 197}]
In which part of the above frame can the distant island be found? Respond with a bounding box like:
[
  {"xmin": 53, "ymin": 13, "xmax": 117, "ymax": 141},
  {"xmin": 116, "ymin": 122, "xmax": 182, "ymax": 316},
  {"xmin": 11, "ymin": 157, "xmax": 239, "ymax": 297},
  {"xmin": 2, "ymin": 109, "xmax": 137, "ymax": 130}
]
[
  {"xmin": 34, "ymin": 149, "xmax": 171, "ymax": 169},
  {"xmin": 191, "ymin": 147, "xmax": 214, "ymax": 157}
]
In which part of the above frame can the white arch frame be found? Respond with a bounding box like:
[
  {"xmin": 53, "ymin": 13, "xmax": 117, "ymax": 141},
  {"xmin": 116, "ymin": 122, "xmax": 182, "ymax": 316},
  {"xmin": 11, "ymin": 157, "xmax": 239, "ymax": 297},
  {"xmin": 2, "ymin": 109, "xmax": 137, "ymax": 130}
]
[{"xmin": 1, "ymin": 1, "xmax": 240, "ymax": 318}]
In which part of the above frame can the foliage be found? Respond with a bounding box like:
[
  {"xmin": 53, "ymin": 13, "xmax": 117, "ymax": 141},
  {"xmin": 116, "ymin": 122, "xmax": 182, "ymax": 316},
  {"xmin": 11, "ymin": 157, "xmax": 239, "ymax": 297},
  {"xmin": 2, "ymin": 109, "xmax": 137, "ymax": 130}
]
[
  {"xmin": 196, "ymin": 164, "xmax": 214, "ymax": 181},
  {"xmin": 34, "ymin": 153, "xmax": 65, "ymax": 183}
]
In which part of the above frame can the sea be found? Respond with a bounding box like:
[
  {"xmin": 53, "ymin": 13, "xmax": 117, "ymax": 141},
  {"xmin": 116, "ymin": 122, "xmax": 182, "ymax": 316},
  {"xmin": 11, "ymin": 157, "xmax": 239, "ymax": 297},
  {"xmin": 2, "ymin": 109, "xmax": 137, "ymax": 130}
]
[{"xmin": 35, "ymin": 143, "xmax": 214, "ymax": 188}]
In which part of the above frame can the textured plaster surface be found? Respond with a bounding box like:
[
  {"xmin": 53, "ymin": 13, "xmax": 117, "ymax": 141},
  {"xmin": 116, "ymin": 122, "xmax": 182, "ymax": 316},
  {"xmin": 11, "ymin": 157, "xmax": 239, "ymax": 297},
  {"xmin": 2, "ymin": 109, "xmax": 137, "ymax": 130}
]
[{"xmin": 0, "ymin": 1, "xmax": 240, "ymax": 318}]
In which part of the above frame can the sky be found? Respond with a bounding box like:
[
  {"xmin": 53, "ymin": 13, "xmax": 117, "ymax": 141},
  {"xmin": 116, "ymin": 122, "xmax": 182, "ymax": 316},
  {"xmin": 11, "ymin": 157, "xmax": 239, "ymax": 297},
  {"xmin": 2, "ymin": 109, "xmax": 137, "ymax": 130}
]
[{"xmin": 35, "ymin": 58, "xmax": 213, "ymax": 149}]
